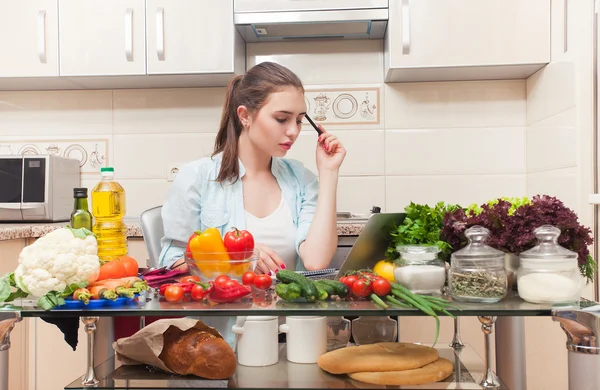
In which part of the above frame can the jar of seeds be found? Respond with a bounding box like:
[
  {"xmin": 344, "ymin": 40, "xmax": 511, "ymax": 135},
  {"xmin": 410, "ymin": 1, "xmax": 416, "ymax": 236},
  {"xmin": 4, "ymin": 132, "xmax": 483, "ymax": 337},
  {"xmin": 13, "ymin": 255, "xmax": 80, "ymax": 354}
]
[{"xmin": 448, "ymin": 225, "xmax": 507, "ymax": 303}]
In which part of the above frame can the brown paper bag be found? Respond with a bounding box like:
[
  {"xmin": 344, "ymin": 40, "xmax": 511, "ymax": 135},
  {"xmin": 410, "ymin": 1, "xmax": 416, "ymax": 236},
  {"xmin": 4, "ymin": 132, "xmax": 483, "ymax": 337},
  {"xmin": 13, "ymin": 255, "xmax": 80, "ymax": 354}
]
[{"xmin": 112, "ymin": 318, "xmax": 224, "ymax": 374}]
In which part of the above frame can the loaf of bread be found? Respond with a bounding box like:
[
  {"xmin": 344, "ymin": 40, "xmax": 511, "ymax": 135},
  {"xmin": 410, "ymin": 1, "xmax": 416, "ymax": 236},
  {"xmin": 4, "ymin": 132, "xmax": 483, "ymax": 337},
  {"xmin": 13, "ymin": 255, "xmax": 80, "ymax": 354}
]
[
  {"xmin": 348, "ymin": 358, "xmax": 454, "ymax": 385},
  {"xmin": 317, "ymin": 342, "xmax": 439, "ymax": 374},
  {"xmin": 158, "ymin": 325, "xmax": 236, "ymax": 379}
]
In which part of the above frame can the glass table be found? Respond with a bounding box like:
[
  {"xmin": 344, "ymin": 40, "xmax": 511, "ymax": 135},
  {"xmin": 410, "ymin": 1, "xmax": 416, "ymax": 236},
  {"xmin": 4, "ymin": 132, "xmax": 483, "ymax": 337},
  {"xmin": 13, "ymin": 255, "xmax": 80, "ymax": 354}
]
[{"xmin": 1, "ymin": 291, "xmax": 597, "ymax": 390}]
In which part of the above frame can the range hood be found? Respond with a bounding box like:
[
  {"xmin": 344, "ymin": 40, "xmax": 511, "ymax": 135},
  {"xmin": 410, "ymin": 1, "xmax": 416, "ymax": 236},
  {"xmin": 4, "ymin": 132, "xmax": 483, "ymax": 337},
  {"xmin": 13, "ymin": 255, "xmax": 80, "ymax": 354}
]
[{"xmin": 234, "ymin": 0, "xmax": 388, "ymax": 42}]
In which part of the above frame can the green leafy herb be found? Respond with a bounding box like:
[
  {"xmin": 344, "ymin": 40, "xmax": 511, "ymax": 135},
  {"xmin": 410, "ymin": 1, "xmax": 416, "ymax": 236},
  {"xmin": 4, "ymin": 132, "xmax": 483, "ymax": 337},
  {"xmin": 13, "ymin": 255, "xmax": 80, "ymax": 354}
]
[{"xmin": 386, "ymin": 201, "xmax": 461, "ymax": 261}]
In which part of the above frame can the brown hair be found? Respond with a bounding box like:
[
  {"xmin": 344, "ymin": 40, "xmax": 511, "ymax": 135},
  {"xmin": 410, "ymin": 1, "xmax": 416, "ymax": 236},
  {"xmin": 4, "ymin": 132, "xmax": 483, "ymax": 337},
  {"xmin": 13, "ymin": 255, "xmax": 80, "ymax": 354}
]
[{"xmin": 213, "ymin": 62, "xmax": 304, "ymax": 183}]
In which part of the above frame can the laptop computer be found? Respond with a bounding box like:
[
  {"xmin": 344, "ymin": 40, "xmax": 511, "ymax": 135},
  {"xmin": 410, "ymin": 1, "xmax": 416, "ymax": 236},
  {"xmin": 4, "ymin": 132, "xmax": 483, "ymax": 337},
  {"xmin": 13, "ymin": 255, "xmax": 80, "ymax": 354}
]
[{"xmin": 335, "ymin": 212, "xmax": 406, "ymax": 279}]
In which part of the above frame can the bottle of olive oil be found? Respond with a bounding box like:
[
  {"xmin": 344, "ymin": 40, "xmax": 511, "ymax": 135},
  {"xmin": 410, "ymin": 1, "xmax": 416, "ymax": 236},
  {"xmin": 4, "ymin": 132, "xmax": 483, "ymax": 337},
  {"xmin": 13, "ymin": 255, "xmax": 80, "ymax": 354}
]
[
  {"xmin": 91, "ymin": 167, "xmax": 128, "ymax": 260},
  {"xmin": 70, "ymin": 188, "xmax": 93, "ymax": 231}
]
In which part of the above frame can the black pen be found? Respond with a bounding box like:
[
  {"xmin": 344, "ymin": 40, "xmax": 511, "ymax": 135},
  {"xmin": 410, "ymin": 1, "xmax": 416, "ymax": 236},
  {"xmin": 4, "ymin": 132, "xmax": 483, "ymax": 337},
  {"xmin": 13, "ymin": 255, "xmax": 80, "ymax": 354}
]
[{"xmin": 304, "ymin": 113, "xmax": 324, "ymax": 136}]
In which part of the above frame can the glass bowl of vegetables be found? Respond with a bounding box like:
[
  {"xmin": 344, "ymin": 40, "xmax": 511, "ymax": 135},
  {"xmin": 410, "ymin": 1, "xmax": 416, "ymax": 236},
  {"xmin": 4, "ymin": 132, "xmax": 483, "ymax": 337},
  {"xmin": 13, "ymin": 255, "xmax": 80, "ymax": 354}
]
[{"xmin": 183, "ymin": 249, "xmax": 260, "ymax": 282}]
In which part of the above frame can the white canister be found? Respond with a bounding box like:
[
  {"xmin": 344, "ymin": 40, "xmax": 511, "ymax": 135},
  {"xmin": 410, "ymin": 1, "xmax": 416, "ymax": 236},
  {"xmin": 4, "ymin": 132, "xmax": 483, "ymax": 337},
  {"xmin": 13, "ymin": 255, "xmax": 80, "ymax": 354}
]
[
  {"xmin": 279, "ymin": 316, "xmax": 327, "ymax": 364},
  {"xmin": 232, "ymin": 316, "xmax": 280, "ymax": 367}
]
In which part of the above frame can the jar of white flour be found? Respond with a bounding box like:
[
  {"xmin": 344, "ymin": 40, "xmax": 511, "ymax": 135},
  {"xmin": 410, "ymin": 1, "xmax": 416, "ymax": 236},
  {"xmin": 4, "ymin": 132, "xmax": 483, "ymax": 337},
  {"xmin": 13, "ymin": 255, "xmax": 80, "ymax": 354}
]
[
  {"xmin": 517, "ymin": 225, "xmax": 582, "ymax": 304},
  {"xmin": 394, "ymin": 245, "xmax": 446, "ymax": 295}
]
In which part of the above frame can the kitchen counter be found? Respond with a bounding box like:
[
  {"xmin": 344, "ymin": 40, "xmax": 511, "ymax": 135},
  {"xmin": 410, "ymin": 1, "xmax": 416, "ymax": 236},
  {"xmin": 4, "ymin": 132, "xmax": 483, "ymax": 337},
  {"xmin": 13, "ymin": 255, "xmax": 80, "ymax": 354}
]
[{"xmin": 0, "ymin": 220, "xmax": 365, "ymax": 241}]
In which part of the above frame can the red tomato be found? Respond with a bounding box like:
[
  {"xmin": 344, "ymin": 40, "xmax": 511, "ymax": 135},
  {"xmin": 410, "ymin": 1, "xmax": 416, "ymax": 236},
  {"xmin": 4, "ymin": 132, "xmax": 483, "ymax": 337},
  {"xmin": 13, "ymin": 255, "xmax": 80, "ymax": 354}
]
[
  {"xmin": 164, "ymin": 285, "xmax": 184, "ymax": 302},
  {"xmin": 190, "ymin": 284, "xmax": 209, "ymax": 301},
  {"xmin": 242, "ymin": 271, "xmax": 256, "ymax": 286},
  {"xmin": 372, "ymin": 278, "xmax": 391, "ymax": 297},
  {"xmin": 179, "ymin": 275, "xmax": 200, "ymax": 283},
  {"xmin": 338, "ymin": 276, "xmax": 347, "ymax": 284},
  {"xmin": 352, "ymin": 279, "xmax": 372, "ymax": 297},
  {"xmin": 342, "ymin": 275, "xmax": 358, "ymax": 289},
  {"xmin": 254, "ymin": 274, "xmax": 272, "ymax": 290},
  {"xmin": 185, "ymin": 233, "xmax": 198, "ymax": 255},
  {"xmin": 223, "ymin": 228, "xmax": 255, "ymax": 260},
  {"xmin": 214, "ymin": 275, "xmax": 231, "ymax": 288}
]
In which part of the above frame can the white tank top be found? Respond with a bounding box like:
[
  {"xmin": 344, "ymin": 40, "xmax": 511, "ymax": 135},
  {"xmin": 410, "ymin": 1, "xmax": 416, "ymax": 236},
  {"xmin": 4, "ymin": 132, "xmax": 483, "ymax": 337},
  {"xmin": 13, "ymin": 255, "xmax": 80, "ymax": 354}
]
[{"xmin": 245, "ymin": 195, "xmax": 298, "ymax": 270}]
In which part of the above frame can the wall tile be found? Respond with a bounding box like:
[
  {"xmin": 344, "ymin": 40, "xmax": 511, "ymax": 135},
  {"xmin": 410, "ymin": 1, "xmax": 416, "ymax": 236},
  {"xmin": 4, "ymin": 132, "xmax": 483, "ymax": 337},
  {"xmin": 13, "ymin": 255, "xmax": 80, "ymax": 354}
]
[
  {"xmin": 526, "ymin": 108, "xmax": 576, "ymax": 173},
  {"xmin": 0, "ymin": 135, "xmax": 112, "ymax": 174},
  {"xmin": 337, "ymin": 177, "xmax": 385, "ymax": 214},
  {"xmin": 247, "ymin": 40, "xmax": 384, "ymax": 84},
  {"xmin": 386, "ymin": 127, "xmax": 525, "ymax": 175},
  {"xmin": 385, "ymin": 80, "xmax": 526, "ymax": 129},
  {"xmin": 386, "ymin": 175, "xmax": 526, "ymax": 211},
  {"xmin": 526, "ymin": 61, "xmax": 576, "ymax": 125},
  {"xmin": 113, "ymin": 133, "xmax": 216, "ymax": 179},
  {"xmin": 113, "ymin": 88, "xmax": 226, "ymax": 134},
  {"xmin": 526, "ymin": 168, "xmax": 578, "ymax": 211},
  {"xmin": 285, "ymin": 130, "xmax": 385, "ymax": 176},
  {"xmin": 0, "ymin": 90, "xmax": 112, "ymax": 136},
  {"xmin": 117, "ymin": 179, "xmax": 172, "ymax": 218}
]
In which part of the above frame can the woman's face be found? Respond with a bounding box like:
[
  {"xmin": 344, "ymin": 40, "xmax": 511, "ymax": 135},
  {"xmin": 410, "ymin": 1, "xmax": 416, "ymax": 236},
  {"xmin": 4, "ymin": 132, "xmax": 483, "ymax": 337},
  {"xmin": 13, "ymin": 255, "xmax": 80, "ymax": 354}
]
[{"xmin": 244, "ymin": 86, "xmax": 306, "ymax": 157}]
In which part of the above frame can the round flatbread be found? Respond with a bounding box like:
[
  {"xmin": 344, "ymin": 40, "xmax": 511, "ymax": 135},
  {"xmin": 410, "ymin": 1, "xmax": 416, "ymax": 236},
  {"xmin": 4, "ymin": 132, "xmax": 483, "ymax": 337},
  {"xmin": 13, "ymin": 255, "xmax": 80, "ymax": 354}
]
[
  {"xmin": 348, "ymin": 358, "xmax": 454, "ymax": 386},
  {"xmin": 317, "ymin": 342, "xmax": 439, "ymax": 374}
]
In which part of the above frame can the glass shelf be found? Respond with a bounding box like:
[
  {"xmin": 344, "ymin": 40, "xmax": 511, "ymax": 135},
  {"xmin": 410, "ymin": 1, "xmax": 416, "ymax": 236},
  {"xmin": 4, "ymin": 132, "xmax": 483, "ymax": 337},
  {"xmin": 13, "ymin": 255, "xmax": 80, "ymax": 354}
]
[
  {"xmin": 65, "ymin": 344, "xmax": 507, "ymax": 390},
  {"xmin": 2, "ymin": 291, "xmax": 596, "ymax": 318}
]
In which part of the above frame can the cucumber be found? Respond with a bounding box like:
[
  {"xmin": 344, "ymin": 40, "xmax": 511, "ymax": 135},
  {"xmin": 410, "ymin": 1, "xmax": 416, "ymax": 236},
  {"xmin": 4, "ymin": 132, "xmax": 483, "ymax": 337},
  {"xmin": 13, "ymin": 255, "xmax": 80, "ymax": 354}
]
[
  {"xmin": 275, "ymin": 282, "xmax": 302, "ymax": 301},
  {"xmin": 316, "ymin": 279, "xmax": 350, "ymax": 298},
  {"xmin": 316, "ymin": 286, "xmax": 328, "ymax": 301},
  {"xmin": 276, "ymin": 270, "xmax": 318, "ymax": 302},
  {"xmin": 314, "ymin": 281, "xmax": 335, "ymax": 297}
]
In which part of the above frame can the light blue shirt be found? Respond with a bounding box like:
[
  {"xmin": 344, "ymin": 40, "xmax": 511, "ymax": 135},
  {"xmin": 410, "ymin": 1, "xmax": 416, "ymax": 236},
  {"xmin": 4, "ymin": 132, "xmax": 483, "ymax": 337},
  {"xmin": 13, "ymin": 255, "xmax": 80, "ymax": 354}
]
[{"xmin": 159, "ymin": 152, "xmax": 318, "ymax": 270}]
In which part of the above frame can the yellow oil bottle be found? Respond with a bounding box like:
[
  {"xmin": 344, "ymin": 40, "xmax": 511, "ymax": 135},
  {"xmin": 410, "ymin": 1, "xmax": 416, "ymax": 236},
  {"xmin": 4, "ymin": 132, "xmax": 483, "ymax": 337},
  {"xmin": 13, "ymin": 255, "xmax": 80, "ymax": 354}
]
[{"xmin": 92, "ymin": 167, "xmax": 128, "ymax": 260}]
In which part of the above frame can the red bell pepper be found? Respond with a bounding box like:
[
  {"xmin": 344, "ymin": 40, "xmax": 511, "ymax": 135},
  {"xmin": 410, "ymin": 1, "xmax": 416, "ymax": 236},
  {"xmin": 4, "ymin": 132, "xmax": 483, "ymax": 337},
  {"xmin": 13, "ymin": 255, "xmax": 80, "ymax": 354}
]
[
  {"xmin": 208, "ymin": 283, "xmax": 252, "ymax": 303},
  {"xmin": 223, "ymin": 228, "xmax": 255, "ymax": 260}
]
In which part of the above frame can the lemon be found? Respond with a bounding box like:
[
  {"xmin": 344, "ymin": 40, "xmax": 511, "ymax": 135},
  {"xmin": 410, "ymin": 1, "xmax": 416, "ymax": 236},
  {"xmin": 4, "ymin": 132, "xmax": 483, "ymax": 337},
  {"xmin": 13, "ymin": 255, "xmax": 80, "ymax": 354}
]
[{"xmin": 373, "ymin": 259, "xmax": 396, "ymax": 281}]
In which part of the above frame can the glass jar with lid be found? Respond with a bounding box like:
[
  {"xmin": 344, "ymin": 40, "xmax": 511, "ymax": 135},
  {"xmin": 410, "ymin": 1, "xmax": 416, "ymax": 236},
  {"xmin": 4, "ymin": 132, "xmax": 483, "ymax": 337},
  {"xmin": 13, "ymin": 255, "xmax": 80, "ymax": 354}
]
[
  {"xmin": 394, "ymin": 245, "xmax": 446, "ymax": 295},
  {"xmin": 517, "ymin": 225, "xmax": 581, "ymax": 304},
  {"xmin": 448, "ymin": 225, "xmax": 507, "ymax": 303}
]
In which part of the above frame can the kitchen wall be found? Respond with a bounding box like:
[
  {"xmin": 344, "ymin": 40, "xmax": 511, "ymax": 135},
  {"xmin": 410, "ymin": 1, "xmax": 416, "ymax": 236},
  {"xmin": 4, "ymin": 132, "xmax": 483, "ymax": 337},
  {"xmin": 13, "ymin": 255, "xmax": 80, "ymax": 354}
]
[
  {"xmin": 0, "ymin": 39, "xmax": 527, "ymax": 217},
  {"xmin": 523, "ymin": 1, "xmax": 594, "ymax": 389}
]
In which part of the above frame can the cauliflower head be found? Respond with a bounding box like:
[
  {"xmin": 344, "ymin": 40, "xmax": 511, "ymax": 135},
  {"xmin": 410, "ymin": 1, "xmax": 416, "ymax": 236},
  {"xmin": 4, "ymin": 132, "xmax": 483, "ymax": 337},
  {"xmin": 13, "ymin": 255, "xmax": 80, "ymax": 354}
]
[{"xmin": 14, "ymin": 227, "xmax": 100, "ymax": 297}]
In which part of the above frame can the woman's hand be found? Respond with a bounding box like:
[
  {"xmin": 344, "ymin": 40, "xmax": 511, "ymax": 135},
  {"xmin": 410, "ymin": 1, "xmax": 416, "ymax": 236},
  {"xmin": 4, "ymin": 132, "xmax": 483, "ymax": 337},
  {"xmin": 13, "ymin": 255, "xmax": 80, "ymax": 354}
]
[
  {"xmin": 316, "ymin": 125, "xmax": 346, "ymax": 173},
  {"xmin": 254, "ymin": 243, "xmax": 286, "ymax": 275}
]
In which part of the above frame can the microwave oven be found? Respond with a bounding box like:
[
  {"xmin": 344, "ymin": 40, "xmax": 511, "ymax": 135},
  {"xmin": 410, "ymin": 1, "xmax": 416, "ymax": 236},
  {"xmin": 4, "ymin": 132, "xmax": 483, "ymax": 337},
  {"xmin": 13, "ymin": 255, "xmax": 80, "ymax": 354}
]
[{"xmin": 0, "ymin": 155, "xmax": 80, "ymax": 222}]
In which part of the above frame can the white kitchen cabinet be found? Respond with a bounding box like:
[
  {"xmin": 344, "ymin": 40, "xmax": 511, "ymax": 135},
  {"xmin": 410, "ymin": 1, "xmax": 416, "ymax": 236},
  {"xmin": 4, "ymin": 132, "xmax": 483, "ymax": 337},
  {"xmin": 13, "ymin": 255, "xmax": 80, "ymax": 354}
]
[
  {"xmin": 146, "ymin": 0, "xmax": 243, "ymax": 76},
  {"xmin": 58, "ymin": 0, "xmax": 146, "ymax": 77},
  {"xmin": 384, "ymin": 0, "xmax": 551, "ymax": 82},
  {"xmin": 0, "ymin": 1, "xmax": 59, "ymax": 78}
]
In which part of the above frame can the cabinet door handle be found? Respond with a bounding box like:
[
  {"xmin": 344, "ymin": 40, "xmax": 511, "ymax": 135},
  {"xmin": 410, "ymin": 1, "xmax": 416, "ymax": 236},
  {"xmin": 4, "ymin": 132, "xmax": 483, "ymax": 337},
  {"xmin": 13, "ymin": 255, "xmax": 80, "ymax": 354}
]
[
  {"xmin": 37, "ymin": 10, "xmax": 47, "ymax": 63},
  {"xmin": 156, "ymin": 7, "xmax": 165, "ymax": 61},
  {"xmin": 125, "ymin": 8, "xmax": 134, "ymax": 61},
  {"xmin": 401, "ymin": 0, "xmax": 410, "ymax": 55}
]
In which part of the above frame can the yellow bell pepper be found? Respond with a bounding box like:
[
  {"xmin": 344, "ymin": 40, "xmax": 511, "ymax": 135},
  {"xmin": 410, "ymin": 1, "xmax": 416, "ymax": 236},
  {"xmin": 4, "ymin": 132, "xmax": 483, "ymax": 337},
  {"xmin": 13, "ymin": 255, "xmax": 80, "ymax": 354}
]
[{"xmin": 188, "ymin": 228, "xmax": 231, "ymax": 277}]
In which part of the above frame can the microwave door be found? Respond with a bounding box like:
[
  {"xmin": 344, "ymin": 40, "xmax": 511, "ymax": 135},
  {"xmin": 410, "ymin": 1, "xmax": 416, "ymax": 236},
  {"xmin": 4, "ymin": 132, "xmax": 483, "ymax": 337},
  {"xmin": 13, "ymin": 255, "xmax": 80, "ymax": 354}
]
[
  {"xmin": 0, "ymin": 157, "xmax": 24, "ymax": 221},
  {"xmin": 21, "ymin": 157, "xmax": 48, "ymax": 221}
]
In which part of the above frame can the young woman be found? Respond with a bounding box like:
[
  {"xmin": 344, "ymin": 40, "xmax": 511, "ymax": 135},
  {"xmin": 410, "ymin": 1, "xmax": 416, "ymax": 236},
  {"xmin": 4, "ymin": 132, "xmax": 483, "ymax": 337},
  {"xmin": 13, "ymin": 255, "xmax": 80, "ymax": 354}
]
[{"xmin": 159, "ymin": 61, "xmax": 346, "ymax": 273}]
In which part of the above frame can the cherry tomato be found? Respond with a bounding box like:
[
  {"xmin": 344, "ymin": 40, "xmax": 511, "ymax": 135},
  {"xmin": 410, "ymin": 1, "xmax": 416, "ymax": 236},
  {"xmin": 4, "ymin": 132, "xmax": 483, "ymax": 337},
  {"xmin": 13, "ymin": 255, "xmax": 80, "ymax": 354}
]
[
  {"xmin": 190, "ymin": 284, "xmax": 209, "ymax": 301},
  {"xmin": 179, "ymin": 275, "xmax": 200, "ymax": 283},
  {"xmin": 242, "ymin": 271, "xmax": 256, "ymax": 286},
  {"xmin": 254, "ymin": 274, "xmax": 272, "ymax": 290},
  {"xmin": 342, "ymin": 275, "xmax": 358, "ymax": 289},
  {"xmin": 164, "ymin": 285, "xmax": 184, "ymax": 302},
  {"xmin": 371, "ymin": 278, "xmax": 391, "ymax": 297},
  {"xmin": 214, "ymin": 275, "xmax": 231, "ymax": 288},
  {"xmin": 352, "ymin": 279, "xmax": 372, "ymax": 297}
]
